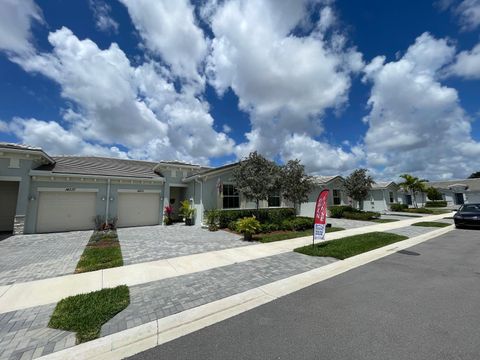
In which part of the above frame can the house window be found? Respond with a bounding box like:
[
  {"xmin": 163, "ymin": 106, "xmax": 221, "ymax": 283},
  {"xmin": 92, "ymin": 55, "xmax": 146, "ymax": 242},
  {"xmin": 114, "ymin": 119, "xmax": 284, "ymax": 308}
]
[
  {"xmin": 332, "ymin": 189, "xmax": 341, "ymax": 205},
  {"xmin": 268, "ymin": 191, "xmax": 281, "ymax": 207},
  {"xmin": 389, "ymin": 191, "xmax": 395, "ymax": 203},
  {"xmin": 223, "ymin": 184, "xmax": 240, "ymax": 209}
]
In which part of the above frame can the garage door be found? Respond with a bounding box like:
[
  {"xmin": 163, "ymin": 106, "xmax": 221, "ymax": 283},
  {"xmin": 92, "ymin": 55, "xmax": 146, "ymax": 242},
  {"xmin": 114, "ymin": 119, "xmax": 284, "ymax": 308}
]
[
  {"xmin": 467, "ymin": 193, "xmax": 480, "ymax": 203},
  {"xmin": 0, "ymin": 181, "xmax": 19, "ymax": 232},
  {"xmin": 117, "ymin": 192, "xmax": 160, "ymax": 228},
  {"xmin": 37, "ymin": 192, "xmax": 96, "ymax": 233}
]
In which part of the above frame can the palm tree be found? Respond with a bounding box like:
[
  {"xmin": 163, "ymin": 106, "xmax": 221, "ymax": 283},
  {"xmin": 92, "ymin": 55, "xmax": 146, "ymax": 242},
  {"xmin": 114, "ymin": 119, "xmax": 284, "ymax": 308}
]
[{"xmin": 398, "ymin": 174, "xmax": 428, "ymax": 208}]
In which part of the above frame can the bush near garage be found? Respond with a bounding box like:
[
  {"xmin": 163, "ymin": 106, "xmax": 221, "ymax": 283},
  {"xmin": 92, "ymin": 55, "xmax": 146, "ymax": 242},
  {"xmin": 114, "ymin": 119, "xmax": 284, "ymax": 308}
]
[
  {"xmin": 390, "ymin": 203, "xmax": 408, "ymax": 211},
  {"xmin": 211, "ymin": 208, "xmax": 296, "ymax": 229},
  {"xmin": 342, "ymin": 211, "xmax": 381, "ymax": 221},
  {"xmin": 329, "ymin": 205, "xmax": 360, "ymax": 218},
  {"xmin": 425, "ymin": 201, "xmax": 448, "ymax": 207}
]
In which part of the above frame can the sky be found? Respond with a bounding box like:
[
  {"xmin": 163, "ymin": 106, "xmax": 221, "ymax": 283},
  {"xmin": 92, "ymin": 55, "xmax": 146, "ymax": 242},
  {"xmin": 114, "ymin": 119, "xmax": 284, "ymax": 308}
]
[{"xmin": 0, "ymin": 0, "xmax": 479, "ymax": 181}]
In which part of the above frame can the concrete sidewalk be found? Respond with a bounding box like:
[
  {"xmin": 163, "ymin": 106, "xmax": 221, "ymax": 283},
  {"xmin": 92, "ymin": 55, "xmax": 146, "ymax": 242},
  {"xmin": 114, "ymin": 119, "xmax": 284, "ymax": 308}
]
[{"xmin": 0, "ymin": 213, "xmax": 451, "ymax": 314}]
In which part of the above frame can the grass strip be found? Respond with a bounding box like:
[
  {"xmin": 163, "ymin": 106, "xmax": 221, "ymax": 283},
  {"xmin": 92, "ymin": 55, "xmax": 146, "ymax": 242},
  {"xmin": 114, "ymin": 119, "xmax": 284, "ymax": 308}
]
[
  {"xmin": 75, "ymin": 230, "xmax": 123, "ymax": 273},
  {"xmin": 294, "ymin": 232, "xmax": 408, "ymax": 260},
  {"xmin": 411, "ymin": 221, "xmax": 450, "ymax": 228},
  {"xmin": 49, "ymin": 286, "xmax": 130, "ymax": 343},
  {"xmin": 256, "ymin": 227, "xmax": 345, "ymax": 243}
]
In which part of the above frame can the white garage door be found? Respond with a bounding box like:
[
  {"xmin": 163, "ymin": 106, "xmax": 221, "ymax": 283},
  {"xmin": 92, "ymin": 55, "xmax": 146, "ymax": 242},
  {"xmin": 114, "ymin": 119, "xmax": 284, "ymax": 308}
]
[
  {"xmin": 117, "ymin": 192, "xmax": 160, "ymax": 228},
  {"xmin": 467, "ymin": 193, "xmax": 480, "ymax": 203},
  {"xmin": 37, "ymin": 192, "xmax": 96, "ymax": 233}
]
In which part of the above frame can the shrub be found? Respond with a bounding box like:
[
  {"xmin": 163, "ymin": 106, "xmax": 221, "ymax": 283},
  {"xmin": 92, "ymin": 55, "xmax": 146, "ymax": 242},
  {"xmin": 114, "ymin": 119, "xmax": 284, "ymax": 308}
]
[
  {"xmin": 343, "ymin": 211, "xmax": 380, "ymax": 221},
  {"xmin": 227, "ymin": 221, "xmax": 238, "ymax": 232},
  {"xmin": 205, "ymin": 209, "xmax": 220, "ymax": 231},
  {"xmin": 390, "ymin": 203, "xmax": 408, "ymax": 211},
  {"xmin": 236, "ymin": 217, "xmax": 261, "ymax": 241},
  {"xmin": 216, "ymin": 208, "xmax": 295, "ymax": 228},
  {"xmin": 426, "ymin": 201, "xmax": 447, "ymax": 208},
  {"xmin": 259, "ymin": 223, "xmax": 280, "ymax": 233},
  {"xmin": 329, "ymin": 206, "xmax": 359, "ymax": 218}
]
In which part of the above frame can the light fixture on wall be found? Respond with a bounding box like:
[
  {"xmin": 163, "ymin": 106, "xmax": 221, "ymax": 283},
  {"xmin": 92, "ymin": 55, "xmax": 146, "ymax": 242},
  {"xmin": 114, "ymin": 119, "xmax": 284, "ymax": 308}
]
[
  {"xmin": 28, "ymin": 196, "xmax": 36, "ymax": 201},
  {"xmin": 109, "ymin": 197, "xmax": 114, "ymax": 201},
  {"xmin": 101, "ymin": 196, "xmax": 106, "ymax": 201}
]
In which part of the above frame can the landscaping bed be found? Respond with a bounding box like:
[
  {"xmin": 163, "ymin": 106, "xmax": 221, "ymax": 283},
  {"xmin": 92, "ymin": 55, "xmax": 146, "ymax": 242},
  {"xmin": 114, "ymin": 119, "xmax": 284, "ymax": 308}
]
[
  {"xmin": 294, "ymin": 232, "xmax": 408, "ymax": 260},
  {"xmin": 371, "ymin": 219, "xmax": 399, "ymax": 223},
  {"xmin": 255, "ymin": 226, "xmax": 345, "ymax": 243},
  {"xmin": 75, "ymin": 230, "xmax": 123, "ymax": 273},
  {"xmin": 49, "ymin": 285, "xmax": 130, "ymax": 343},
  {"xmin": 411, "ymin": 221, "xmax": 451, "ymax": 228},
  {"xmin": 329, "ymin": 206, "xmax": 381, "ymax": 221}
]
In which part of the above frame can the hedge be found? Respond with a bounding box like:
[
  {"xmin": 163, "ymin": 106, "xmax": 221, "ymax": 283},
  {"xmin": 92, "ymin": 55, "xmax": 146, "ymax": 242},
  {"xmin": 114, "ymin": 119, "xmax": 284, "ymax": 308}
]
[
  {"xmin": 329, "ymin": 206, "xmax": 361, "ymax": 218},
  {"xmin": 209, "ymin": 208, "xmax": 296, "ymax": 229},
  {"xmin": 343, "ymin": 211, "xmax": 381, "ymax": 221},
  {"xmin": 425, "ymin": 201, "xmax": 448, "ymax": 208},
  {"xmin": 390, "ymin": 203, "xmax": 408, "ymax": 211}
]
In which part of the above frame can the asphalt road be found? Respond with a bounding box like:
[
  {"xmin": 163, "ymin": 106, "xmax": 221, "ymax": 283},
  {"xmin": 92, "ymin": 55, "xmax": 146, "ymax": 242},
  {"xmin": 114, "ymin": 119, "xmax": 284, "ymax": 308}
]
[{"xmin": 128, "ymin": 229, "xmax": 480, "ymax": 360}]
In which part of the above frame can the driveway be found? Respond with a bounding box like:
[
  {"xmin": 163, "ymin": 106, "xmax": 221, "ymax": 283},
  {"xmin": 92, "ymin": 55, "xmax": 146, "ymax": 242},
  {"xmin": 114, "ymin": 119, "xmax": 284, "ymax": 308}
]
[
  {"xmin": 118, "ymin": 224, "xmax": 248, "ymax": 265},
  {"xmin": 0, "ymin": 231, "xmax": 91, "ymax": 285},
  {"xmin": 131, "ymin": 229, "xmax": 480, "ymax": 360}
]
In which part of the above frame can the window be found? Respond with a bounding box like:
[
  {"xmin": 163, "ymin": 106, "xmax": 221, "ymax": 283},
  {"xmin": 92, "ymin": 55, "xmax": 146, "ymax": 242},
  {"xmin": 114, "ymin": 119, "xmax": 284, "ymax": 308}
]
[
  {"xmin": 268, "ymin": 190, "xmax": 281, "ymax": 207},
  {"xmin": 332, "ymin": 189, "xmax": 341, "ymax": 205},
  {"xmin": 223, "ymin": 184, "xmax": 240, "ymax": 209},
  {"xmin": 389, "ymin": 191, "xmax": 395, "ymax": 203}
]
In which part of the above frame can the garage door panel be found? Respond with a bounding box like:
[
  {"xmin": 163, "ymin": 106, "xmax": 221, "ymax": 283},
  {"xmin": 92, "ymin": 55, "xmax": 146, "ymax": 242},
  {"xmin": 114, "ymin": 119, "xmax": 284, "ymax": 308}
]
[
  {"xmin": 37, "ymin": 192, "xmax": 96, "ymax": 233},
  {"xmin": 117, "ymin": 193, "xmax": 160, "ymax": 228}
]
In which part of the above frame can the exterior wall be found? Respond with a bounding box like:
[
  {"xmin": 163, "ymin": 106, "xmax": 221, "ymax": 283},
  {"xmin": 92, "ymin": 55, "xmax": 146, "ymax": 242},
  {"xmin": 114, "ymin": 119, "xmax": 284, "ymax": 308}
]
[
  {"xmin": 0, "ymin": 156, "xmax": 44, "ymax": 234},
  {"xmin": 398, "ymin": 189, "xmax": 479, "ymax": 208},
  {"xmin": 299, "ymin": 178, "xmax": 348, "ymax": 217},
  {"xmin": 365, "ymin": 187, "xmax": 398, "ymax": 212}
]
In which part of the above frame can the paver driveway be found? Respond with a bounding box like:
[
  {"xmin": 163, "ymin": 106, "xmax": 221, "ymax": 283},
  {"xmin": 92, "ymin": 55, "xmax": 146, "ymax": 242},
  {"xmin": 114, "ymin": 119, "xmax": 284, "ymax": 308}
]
[
  {"xmin": 118, "ymin": 224, "xmax": 248, "ymax": 265},
  {"xmin": 0, "ymin": 231, "xmax": 91, "ymax": 285}
]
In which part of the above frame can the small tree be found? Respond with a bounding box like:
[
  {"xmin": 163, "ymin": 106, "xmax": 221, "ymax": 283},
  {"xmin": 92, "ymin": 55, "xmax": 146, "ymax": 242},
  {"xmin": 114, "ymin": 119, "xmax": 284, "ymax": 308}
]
[
  {"xmin": 344, "ymin": 169, "xmax": 375, "ymax": 210},
  {"xmin": 426, "ymin": 186, "xmax": 443, "ymax": 202},
  {"xmin": 398, "ymin": 174, "xmax": 428, "ymax": 208},
  {"xmin": 280, "ymin": 159, "xmax": 314, "ymax": 215},
  {"xmin": 232, "ymin": 151, "xmax": 280, "ymax": 212},
  {"xmin": 469, "ymin": 171, "xmax": 480, "ymax": 179}
]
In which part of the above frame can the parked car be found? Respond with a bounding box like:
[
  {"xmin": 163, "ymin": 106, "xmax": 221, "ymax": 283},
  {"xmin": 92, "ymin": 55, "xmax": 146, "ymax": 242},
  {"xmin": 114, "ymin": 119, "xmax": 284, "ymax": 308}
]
[{"xmin": 454, "ymin": 204, "xmax": 480, "ymax": 228}]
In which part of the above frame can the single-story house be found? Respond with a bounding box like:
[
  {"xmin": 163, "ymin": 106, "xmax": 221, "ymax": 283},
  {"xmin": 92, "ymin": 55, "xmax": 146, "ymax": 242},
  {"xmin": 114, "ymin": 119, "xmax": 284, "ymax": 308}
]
[
  {"xmin": 299, "ymin": 176, "xmax": 349, "ymax": 217},
  {"xmin": 398, "ymin": 178, "xmax": 480, "ymax": 208},
  {"xmin": 364, "ymin": 181, "xmax": 399, "ymax": 213}
]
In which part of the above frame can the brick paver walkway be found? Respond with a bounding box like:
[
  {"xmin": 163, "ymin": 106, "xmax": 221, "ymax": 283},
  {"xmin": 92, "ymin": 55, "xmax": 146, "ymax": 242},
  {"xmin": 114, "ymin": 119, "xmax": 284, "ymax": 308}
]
[
  {"xmin": 118, "ymin": 224, "xmax": 248, "ymax": 265},
  {"xmin": 0, "ymin": 304, "xmax": 75, "ymax": 360},
  {"xmin": 101, "ymin": 252, "xmax": 337, "ymax": 336},
  {"xmin": 0, "ymin": 231, "xmax": 91, "ymax": 285}
]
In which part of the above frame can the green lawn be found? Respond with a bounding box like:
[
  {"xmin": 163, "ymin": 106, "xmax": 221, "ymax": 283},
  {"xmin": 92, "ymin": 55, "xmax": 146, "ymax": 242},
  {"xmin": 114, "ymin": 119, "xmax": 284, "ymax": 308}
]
[
  {"xmin": 411, "ymin": 221, "xmax": 451, "ymax": 228},
  {"xmin": 255, "ymin": 227, "xmax": 345, "ymax": 243},
  {"xmin": 371, "ymin": 219, "xmax": 399, "ymax": 223},
  {"xmin": 75, "ymin": 231, "xmax": 123, "ymax": 273},
  {"xmin": 401, "ymin": 208, "xmax": 452, "ymax": 215},
  {"xmin": 49, "ymin": 286, "xmax": 130, "ymax": 343},
  {"xmin": 294, "ymin": 232, "xmax": 408, "ymax": 260}
]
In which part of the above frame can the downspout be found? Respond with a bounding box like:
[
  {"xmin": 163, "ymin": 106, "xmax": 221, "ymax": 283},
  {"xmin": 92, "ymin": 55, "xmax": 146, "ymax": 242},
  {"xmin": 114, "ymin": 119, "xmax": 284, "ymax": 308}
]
[{"xmin": 105, "ymin": 178, "xmax": 111, "ymax": 227}]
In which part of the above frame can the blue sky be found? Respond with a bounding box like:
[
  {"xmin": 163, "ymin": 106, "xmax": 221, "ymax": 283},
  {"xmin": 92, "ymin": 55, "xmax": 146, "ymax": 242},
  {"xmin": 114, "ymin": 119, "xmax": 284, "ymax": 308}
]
[{"xmin": 0, "ymin": 0, "xmax": 479, "ymax": 180}]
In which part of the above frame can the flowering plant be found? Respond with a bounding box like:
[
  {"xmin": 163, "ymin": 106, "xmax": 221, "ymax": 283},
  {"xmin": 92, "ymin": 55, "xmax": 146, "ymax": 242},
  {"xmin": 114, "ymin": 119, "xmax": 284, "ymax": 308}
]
[{"xmin": 164, "ymin": 205, "xmax": 174, "ymax": 225}]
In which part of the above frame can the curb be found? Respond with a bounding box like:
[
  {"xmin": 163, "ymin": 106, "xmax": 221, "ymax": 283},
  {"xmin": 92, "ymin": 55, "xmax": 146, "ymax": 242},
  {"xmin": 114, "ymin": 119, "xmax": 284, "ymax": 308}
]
[{"xmin": 38, "ymin": 225, "xmax": 454, "ymax": 360}]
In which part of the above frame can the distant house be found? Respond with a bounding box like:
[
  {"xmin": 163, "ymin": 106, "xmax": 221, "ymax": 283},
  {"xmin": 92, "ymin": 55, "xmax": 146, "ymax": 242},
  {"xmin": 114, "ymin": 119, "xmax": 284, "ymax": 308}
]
[
  {"xmin": 398, "ymin": 178, "xmax": 480, "ymax": 208},
  {"xmin": 299, "ymin": 176, "xmax": 348, "ymax": 216},
  {"xmin": 364, "ymin": 181, "xmax": 399, "ymax": 212}
]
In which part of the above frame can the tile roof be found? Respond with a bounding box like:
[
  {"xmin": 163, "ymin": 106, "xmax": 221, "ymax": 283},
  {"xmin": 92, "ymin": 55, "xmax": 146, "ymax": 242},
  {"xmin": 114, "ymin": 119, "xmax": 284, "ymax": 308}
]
[
  {"xmin": 313, "ymin": 175, "xmax": 342, "ymax": 184},
  {"xmin": 427, "ymin": 178, "xmax": 480, "ymax": 192},
  {"xmin": 371, "ymin": 181, "xmax": 397, "ymax": 189},
  {"xmin": 0, "ymin": 142, "xmax": 54, "ymax": 163},
  {"xmin": 35, "ymin": 156, "xmax": 163, "ymax": 179}
]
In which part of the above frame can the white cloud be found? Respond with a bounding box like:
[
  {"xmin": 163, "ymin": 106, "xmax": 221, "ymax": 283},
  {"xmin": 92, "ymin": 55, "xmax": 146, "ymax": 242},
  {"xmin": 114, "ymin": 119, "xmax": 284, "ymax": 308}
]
[
  {"xmin": 456, "ymin": 0, "xmax": 480, "ymax": 30},
  {"xmin": 0, "ymin": 0, "xmax": 43, "ymax": 54},
  {"xmin": 119, "ymin": 0, "xmax": 208, "ymax": 86},
  {"xmin": 7, "ymin": 117, "xmax": 129, "ymax": 157},
  {"xmin": 89, "ymin": 0, "xmax": 119, "ymax": 33},
  {"xmin": 439, "ymin": 0, "xmax": 480, "ymax": 30},
  {"xmin": 448, "ymin": 43, "xmax": 480, "ymax": 79},
  {"xmin": 205, "ymin": 0, "xmax": 363, "ymax": 172},
  {"xmin": 9, "ymin": 27, "xmax": 233, "ymax": 164},
  {"xmin": 363, "ymin": 32, "xmax": 480, "ymax": 179}
]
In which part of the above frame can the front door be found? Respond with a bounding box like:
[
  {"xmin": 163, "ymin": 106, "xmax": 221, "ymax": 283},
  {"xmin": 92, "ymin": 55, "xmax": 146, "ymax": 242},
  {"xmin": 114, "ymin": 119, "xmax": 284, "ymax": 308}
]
[
  {"xmin": 454, "ymin": 193, "xmax": 464, "ymax": 205},
  {"xmin": 405, "ymin": 194, "xmax": 412, "ymax": 206}
]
